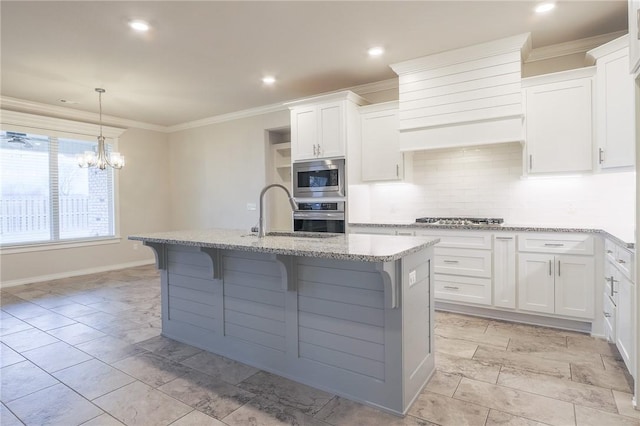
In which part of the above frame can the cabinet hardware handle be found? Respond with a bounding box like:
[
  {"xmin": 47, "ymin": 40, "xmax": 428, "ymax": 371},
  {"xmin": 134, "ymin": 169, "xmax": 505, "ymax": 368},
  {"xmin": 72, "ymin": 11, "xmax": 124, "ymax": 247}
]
[
  {"xmin": 317, "ymin": 144, "xmax": 321, "ymax": 156},
  {"xmin": 496, "ymin": 237, "xmax": 513, "ymax": 240},
  {"xmin": 637, "ymin": 8, "xmax": 640, "ymax": 40},
  {"xmin": 443, "ymin": 260, "xmax": 459, "ymax": 264},
  {"xmin": 443, "ymin": 286, "xmax": 459, "ymax": 290},
  {"xmin": 549, "ymin": 260, "xmax": 552, "ymax": 276},
  {"xmin": 529, "ymin": 154, "xmax": 533, "ymax": 170},
  {"xmin": 598, "ymin": 148, "xmax": 604, "ymax": 164},
  {"xmin": 603, "ymin": 312, "xmax": 611, "ymax": 318},
  {"xmin": 312, "ymin": 144, "xmax": 317, "ymax": 157},
  {"xmin": 396, "ymin": 164, "xmax": 400, "ymax": 177},
  {"xmin": 544, "ymin": 243, "xmax": 564, "ymax": 247},
  {"xmin": 606, "ymin": 250, "xmax": 613, "ymax": 254},
  {"xmin": 617, "ymin": 259, "xmax": 626, "ymax": 264},
  {"xmin": 609, "ymin": 276, "xmax": 619, "ymax": 295},
  {"xmin": 557, "ymin": 260, "xmax": 561, "ymax": 276}
]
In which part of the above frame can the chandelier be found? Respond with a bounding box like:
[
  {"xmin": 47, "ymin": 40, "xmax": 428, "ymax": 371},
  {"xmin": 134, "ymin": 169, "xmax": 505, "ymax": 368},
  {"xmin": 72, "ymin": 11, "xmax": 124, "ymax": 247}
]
[{"xmin": 77, "ymin": 88, "xmax": 125, "ymax": 170}]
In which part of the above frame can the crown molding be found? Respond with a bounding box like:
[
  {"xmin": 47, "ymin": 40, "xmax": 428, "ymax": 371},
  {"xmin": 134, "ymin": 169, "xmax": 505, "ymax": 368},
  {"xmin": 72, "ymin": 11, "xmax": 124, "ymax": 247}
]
[
  {"xmin": 0, "ymin": 96, "xmax": 167, "ymax": 133},
  {"xmin": 521, "ymin": 65, "xmax": 596, "ymax": 88},
  {"xmin": 1, "ymin": 109, "xmax": 126, "ymax": 139},
  {"xmin": 349, "ymin": 78, "xmax": 398, "ymax": 95},
  {"xmin": 585, "ymin": 34, "xmax": 628, "ymax": 64},
  {"xmin": 525, "ymin": 30, "xmax": 627, "ymax": 63}
]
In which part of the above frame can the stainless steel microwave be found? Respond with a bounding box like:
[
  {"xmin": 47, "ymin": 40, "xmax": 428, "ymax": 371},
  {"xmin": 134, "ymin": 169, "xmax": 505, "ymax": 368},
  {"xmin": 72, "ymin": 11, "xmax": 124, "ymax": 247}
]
[{"xmin": 293, "ymin": 158, "xmax": 345, "ymax": 198}]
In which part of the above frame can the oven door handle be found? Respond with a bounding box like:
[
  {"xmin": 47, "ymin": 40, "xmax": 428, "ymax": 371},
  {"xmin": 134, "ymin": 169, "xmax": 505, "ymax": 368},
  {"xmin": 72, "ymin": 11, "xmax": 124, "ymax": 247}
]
[{"xmin": 293, "ymin": 212, "xmax": 345, "ymax": 220}]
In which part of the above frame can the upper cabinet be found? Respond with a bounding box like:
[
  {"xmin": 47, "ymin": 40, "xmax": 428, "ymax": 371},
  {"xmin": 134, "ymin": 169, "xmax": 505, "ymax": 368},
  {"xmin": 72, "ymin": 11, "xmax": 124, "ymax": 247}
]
[
  {"xmin": 629, "ymin": 0, "xmax": 640, "ymax": 75},
  {"xmin": 587, "ymin": 36, "xmax": 635, "ymax": 170},
  {"xmin": 390, "ymin": 33, "xmax": 530, "ymax": 151},
  {"xmin": 287, "ymin": 91, "xmax": 367, "ymax": 162},
  {"xmin": 359, "ymin": 102, "xmax": 410, "ymax": 182},
  {"xmin": 522, "ymin": 67, "xmax": 595, "ymax": 175}
]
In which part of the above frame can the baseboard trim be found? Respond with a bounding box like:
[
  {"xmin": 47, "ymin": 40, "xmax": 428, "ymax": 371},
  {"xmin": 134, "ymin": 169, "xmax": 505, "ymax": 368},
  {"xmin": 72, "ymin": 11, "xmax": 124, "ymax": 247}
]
[{"xmin": 0, "ymin": 259, "xmax": 155, "ymax": 289}]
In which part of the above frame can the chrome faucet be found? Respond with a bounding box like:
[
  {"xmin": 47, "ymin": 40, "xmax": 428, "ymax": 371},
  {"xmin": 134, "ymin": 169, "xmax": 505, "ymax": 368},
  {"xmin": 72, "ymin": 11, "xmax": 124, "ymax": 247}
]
[{"xmin": 258, "ymin": 184, "xmax": 298, "ymax": 237}]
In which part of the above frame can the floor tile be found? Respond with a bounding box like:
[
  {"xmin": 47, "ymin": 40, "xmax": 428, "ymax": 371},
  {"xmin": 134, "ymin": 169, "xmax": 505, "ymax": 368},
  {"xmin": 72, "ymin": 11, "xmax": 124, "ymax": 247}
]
[
  {"xmin": 434, "ymin": 334, "xmax": 478, "ymax": 359},
  {"xmin": 74, "ymin": 311, "xmax": 124, "ymax": 331},
  {"xmin": 0, "ymin": 315, "xmax": 33, "ymax": 336},
  {"xmin": 238, "ymin": 371, "xmax": 333, "ymax": 416},
  {"xmin": 574, "ymin": 404, "xmax": 640, "ymax": 426},
  {"xmin": 571, "ymin": 360, "xmax": 634, "ymax": 393},
  {"xmin": 408, "ymin": 390, "xmax": 489, "ymax": 426},
  {"xmin": 567, "ymin": 334, "xmax": 620, "ymax": 357},
  {"xmin": 1, "ymin": 301, "xmax": 51, "ymax": 320},
  {"xmin": 0, "ymin": 342, "xmax": 25, "ymax": 367},
  {"xmin": 497, "ymin": 366, "xmax": 617, "ymax": 413},
  {"xmin": 46, "ymin": 322, "xmax": 106, "ymax": 345},
  {"xmin": 111, "ymin": 324, "xmax": 160, "ymax": 344},
  {"xmin": 423, "ymin": 370, "xmax": 462, "ymax": 397},
  {"xmin": 50, "ymin": 302, "xmax": 101, "ymax": 318},
  {"xmin": 316, "ymin": 396, "xmax": 436, "ymax": 425},
  {"xmin": 0, "ymin": 360, "xmax": 59, "ymax": 402},
  {"xmin": 80, "ymin": 413, "xmax": 126, "ymax": 425},
  {"xmin": 158, "ymin": 370, "xmax": 255, "ymax": 419},
  {"xmin": 473, "ymin": 346, "xmax": 571, "ymax": 379},
  {"xmin": 485, "ymin": 410, "xmax": 548, "ymax": 426},
  {"xmin": 507, "ymin": 338, "xmax": 604, "ymax": 367},
  {"xmin": 6, "ymin": 382, "xmax": 102, "ymax": 425},
  {"xmin": 221, "ymin": 396, "xmax": 330, "ymax": 426},
  {"xmin": 22, "ymin": 341, "xmax": 92, "ymax": 373},
  {"xmin": 453, "ymin": 377, "xmax": 575, "ymax": 426},
  {"xmin": 53, "ymin": 358, "xmax": 136, "ymax": 400},
  {"xmin": 76, "ymin": 335, "xmax": 147, "ymax": 363},
  {"xmin": 171, "ymin": 410, "xmax": 227, "ymax": 426},
  {"xmin": 93, "ymin": 381, "xmax": 192, "ymax": 425},
  {"xmin": 29, "ymin": 294, "xmax": 75, "ymax": 310},
  {"xmin": 113, "ymin": 351, "xmax": 192, "ymax": 388},
  {"xmin": 0, "ymin": 326, "xmax": 59, "ymax": 352},
  {"xmin": 612, "ymin": 390, "xmax": 640, "ymax": 421},
  {"xmin": 136, "ymin": 335, "xmax": 202, "ymax": 362},
  {"xmin": 434, "ymin": 352, "xmax": 501, "ymax": 384},
  {"xmin": 434, "ymin": 324, "xmax": 510, "ymax": 349},
  {"xmin": 0, "ymin": 403, "xmax": 23, "ymax": 426},
  {"xmin": 181, "ymin": 351, "xmax": 259, "ymax": 385},
  {"xmin": 485, "ymin": 320, "xmax": 574, "ymax": 341},
  {"xmin": 435, "ymin": 312, "xmax": 491, "ymax": 329},
  {"xmin": 22, "ymin": 312, "xmax": 77, "ymax": 331},
  {"xmin": 87, "ymin": 300, "xmax": 137, "ymax": 314}
]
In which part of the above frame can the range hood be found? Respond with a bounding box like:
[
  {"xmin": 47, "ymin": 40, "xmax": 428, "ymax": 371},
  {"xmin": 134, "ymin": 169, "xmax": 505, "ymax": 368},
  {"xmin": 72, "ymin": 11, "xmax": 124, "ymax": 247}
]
[{"xmin": 390, "ymin": 33, "xmax": 531, "ymax": 151}]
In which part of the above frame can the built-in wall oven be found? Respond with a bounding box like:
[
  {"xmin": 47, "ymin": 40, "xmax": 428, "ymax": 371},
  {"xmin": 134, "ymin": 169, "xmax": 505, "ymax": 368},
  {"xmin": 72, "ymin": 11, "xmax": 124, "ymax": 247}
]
[
  {"xmin": 293, "ymin": 158, "xmax": 345, "ymax": 198},
  {"xmin": 293, "ymin": 201, "xmax": 345, "ymax": 233}
]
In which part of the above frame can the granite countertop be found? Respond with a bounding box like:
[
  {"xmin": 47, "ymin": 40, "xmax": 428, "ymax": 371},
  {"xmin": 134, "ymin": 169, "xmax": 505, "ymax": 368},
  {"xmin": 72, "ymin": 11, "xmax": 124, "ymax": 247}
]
[
  {"xmin": 129, "ymin": 229, "xmax": 440, "ymax": 262},
  {"xmin": 349, "ymin": 222, "xmax": 635, "ymax": 250}
]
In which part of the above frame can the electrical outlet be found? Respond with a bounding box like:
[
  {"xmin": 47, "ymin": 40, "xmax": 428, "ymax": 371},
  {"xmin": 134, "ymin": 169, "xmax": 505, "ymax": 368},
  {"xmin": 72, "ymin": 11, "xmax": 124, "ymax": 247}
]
[
  {"xmin": 247, "ymin": 203, "xmax": 257, "ymax": 211},
  {"xmin": 409, "ymin": 270, "xmax": 417, "ymax": 286}
]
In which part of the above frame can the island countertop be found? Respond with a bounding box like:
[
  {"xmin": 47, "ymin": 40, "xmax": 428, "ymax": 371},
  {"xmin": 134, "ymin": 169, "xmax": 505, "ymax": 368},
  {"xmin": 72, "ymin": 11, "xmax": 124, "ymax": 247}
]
[{"xmin": 129, "ymin": 228, "xmax": 439, "ymax": 262}]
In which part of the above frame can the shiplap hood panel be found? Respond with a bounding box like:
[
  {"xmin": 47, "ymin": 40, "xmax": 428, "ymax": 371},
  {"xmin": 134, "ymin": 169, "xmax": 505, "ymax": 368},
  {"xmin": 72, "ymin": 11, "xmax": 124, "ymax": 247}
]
[{"xmin": 390, "ymin": 33, "xmax": 531, "ymax": 151}]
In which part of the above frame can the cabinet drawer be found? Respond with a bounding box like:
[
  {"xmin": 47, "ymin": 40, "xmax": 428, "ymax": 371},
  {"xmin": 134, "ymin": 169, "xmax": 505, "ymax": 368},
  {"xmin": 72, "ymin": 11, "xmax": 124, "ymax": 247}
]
[
  {"xmin": 414, "ymin": 231, "xmax": 492, "ymax": 249},
  {"xmin": 518, "ymin": 234, "xmax": 594, "ymax": 255},
  {"xmin": 434, "ymin": 248, "xmax": 492, "ymax": 278},
  {"xmin": 614, "ymin": 247, "xmax": 633, "ymax": 281},
  {"xmin": 434, "ymin": 274, "xmax": 491, "ymax": 305},
  {"xmin": 603, "ymin": 292, "xmax": 616, "ymax": 342}
]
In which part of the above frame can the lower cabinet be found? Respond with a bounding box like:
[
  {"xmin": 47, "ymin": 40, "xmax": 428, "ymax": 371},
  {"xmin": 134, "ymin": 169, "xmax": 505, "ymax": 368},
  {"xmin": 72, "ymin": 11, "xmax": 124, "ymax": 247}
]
[
  {"xmin": 493, "ymin": 235, "xmax": 517, "ymax": 309},
  {"xmin": 518, "ymin": 253, "xmax": 595, "ymax": 319},
  {"xmin": 615, "ymin": 272, "xmax": 636, "ymax": 377}
]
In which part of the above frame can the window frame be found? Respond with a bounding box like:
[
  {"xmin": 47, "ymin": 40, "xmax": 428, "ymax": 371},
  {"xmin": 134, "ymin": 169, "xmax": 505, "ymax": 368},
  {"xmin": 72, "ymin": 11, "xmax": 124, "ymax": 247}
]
[{"xmin": 0, "ymin": 110, "xmax": 126, "ymax": 252}]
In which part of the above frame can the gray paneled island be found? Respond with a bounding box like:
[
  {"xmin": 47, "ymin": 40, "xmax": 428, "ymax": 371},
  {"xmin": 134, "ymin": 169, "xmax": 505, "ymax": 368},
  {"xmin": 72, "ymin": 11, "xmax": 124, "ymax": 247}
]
[{"xmin": 128, "ymin": 229, "xmax": 439, "ymax": 415}]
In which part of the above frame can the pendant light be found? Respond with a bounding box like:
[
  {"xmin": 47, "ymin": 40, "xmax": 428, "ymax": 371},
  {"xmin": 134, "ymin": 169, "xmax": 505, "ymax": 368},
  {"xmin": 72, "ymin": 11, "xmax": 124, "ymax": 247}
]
[{"xmin": 77, "ymin": 88, "xmax": 125, "ymax": 170}]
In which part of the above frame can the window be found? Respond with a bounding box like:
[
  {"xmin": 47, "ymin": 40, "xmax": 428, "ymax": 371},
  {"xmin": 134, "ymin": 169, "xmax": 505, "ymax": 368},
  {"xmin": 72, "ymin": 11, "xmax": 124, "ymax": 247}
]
[{"xmin": 1, "ymin": 127, "xmax": 117, "ymax": 247}]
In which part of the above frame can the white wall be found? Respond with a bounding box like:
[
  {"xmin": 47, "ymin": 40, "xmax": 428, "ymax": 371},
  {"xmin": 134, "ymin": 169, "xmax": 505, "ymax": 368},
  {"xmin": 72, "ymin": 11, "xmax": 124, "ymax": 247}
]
[
  {"xmin": 350, "ymin": 143, "xmax": 635, "ymax": 243},
  {"xmin": 0, "ymin": 127, "xmax": 171, "ymax": 286},
  {"xmin": 168, "ymin": 110, "xmax": 290, "ymax": 231}
]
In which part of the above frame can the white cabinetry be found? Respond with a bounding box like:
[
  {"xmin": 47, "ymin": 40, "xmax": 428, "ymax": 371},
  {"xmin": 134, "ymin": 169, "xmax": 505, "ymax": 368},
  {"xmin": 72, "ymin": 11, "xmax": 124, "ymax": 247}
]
[
  {"xmin": 360, "ymin": 102, "xmax": 410, "ymax": 182},
  {"xmin": 288, "ymin": 91, "xmax": 366, "ymax": 162},
  {"xmin": 587, "ymin": 36, "xmax": 635, "ymax": 169},
  {"xmin": 523, "ymin": 68, "xmax": 595, "ymax": 174},
  {"xmin": 493, "ymin": 235, "xmax": 517, "ymax": 309},
  {"xmin": 518, "ymin": 234, "xmax": 595, "ymax": 319},
  {"xmin": 629, "ymin": 0, "xmax": 640, "ymax": 74}
]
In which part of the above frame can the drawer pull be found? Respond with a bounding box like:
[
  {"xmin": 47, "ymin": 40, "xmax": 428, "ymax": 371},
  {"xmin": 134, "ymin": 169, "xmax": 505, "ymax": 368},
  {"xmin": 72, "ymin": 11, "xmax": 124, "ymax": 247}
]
[
  {"xmin": 617, "ymin": 259, "xmax": 626, "ymax": 264},
  {"xmin": 558, "ymin": 260, "xmax": 561, "ymax": 276},
  {"xmin": 544, "ymin": 243, "xmax": 565, "ymax": 247},
  {"xmin": 549, "ymin": 260, "xmax": 552, "ymax": 276},
  {"xmin": 443, "ymin": 285, "xmax": 459, "ymax": 290},
  {"xmin": 495, "ymin": 236, "xmax": 513, "ymax": 240},
  {"xmin": 606, "ymin": 250, "xmax": 614, "ymax": 254},
  {"xmin": 603, "ymin": 312, "xmax": 611, "ymax": 318},
  {"xmin": 443, "ymin": 260, "xmax": 459, "ymax": 264}
]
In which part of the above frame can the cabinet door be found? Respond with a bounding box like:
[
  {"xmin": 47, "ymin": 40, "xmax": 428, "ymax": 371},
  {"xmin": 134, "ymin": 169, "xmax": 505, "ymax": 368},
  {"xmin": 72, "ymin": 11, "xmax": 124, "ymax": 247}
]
[
  {"xmin": 517, "ymin": 253, "xmax": 555, "ymax": 314},
  {"xmin": 596, "ymin": 48, "xmax": 635, "ymax": 169},
  {"xmin": 494, "ymin": 235, "xmax": 516, "ymax": 309},
  {"xmin": 525, "ymin": 78, "xmax": 593, "ymax": 174},
  {"xmin": 361, "ymin": 108, "xmax": 403, "ymax": 181},
  {"xmin": 616, "ymin": 275, "xmax": 635, "ymax": 376},
  {"xmin": 291, "ymin": 106, "xmax": 317, "ymax": 161},
  {"xmin": 554, "ymin": 255, "xmax": 595, "ymax": 319},
  {"xmin": 317, "ymin": 101, "xmax": 345, "ymax": 158}
]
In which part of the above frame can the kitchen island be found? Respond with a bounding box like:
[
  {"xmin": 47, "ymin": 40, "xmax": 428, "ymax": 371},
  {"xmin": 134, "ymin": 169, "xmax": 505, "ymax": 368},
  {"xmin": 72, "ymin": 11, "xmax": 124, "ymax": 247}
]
[{"xmin": 129, "ymin": 229, "xmax": 438, "ymax": 415}]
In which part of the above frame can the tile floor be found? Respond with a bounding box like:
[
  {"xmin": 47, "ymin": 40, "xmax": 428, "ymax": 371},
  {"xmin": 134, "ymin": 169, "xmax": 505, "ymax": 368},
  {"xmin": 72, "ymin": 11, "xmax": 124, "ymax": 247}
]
[{"xmin": 1, "ymin": 265, "xmax": 638, "ymax": 426}]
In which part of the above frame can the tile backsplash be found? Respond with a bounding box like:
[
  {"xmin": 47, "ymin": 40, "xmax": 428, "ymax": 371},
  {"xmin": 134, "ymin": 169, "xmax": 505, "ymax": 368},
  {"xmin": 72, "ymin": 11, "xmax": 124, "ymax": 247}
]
[{"xmin": 349, "ymin": 143, "xmax": 635, "ymax": 242}]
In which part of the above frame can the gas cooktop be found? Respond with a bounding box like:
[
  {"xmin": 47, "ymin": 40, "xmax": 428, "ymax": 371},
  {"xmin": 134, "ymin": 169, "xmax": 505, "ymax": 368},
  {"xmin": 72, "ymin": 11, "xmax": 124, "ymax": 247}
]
[{"xmin": 415, "ymin": 217, "xmax": 504, "ymax": 226}]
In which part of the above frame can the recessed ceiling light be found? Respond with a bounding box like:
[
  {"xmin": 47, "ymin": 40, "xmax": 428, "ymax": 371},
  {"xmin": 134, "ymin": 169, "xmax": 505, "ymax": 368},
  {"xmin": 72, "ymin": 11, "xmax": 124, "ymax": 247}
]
[
  {"xmin": 368, "ymin": 47, "xmax": 384, "ymax": 57},
  {"xmin": 129, "ymin": 20, "xmax": 150, "ymax": 32},
  {"xmin": 535, "ymin": 2, "xmax": 556, "ymax": 13},
  {"xmin": 262, "ymin": 76, "xmax": 276, "ymax": 85}
]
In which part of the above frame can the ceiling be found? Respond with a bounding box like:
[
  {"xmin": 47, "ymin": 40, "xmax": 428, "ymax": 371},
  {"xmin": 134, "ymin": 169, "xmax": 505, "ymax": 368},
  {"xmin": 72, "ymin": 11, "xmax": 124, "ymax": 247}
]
[{"xmin": 0, "ymin": 1, "xmax": 628, "ymax": 128}]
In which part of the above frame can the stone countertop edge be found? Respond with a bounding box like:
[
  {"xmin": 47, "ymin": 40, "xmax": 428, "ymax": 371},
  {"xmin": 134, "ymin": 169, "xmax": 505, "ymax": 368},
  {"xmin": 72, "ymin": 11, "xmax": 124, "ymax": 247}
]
[
  {"xmin": 348, "ymin": 222, "xmax": 635, "ymax": 251},
  {"xmin": 128, "ymin": 230, "xmax": 440, "ymax": 263}
]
